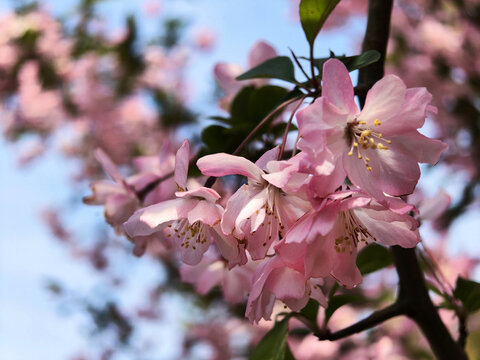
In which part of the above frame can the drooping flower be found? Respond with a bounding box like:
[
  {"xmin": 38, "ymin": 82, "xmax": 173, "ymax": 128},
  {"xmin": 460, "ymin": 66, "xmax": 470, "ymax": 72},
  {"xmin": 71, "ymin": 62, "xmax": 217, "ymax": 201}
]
[
  {"xmin": 296, "ymin": 59, "xmax": 447, "ymax": 210},
  {"xmin": 246, "ymin": 255, "xmax": 327, "ymax": 323},
  {"xmin": 277, "ymin": 189, "xmax": 420, "ymax": 288},
  {"xmin": 180, "ymin": 249, "xmax": 257, "ymax": 304},
  {"xmin": 197, "ymin": 147, "xmax": 310, "ymax": 260},
  {"xmin": 124, "ymin": 140, "xmax": 245, "ymax": 266}
]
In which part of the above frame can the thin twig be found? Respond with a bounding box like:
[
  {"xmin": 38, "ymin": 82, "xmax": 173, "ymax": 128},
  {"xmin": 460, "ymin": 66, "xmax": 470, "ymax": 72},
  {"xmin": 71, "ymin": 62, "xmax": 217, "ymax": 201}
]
[
  {"xmin": 278, "ymin": 95, "xmax": 307, "ymax": 160},
  {"xmin": 232, "ymin": 95, "xmax": 302, "ymax": 156},
  {"xmin": 289, "ymin": 48, "xmax": 311, "ymax": 83}
]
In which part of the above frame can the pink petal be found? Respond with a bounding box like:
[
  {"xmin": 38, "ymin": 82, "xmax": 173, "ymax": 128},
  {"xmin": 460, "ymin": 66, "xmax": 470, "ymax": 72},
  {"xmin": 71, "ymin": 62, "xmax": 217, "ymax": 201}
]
[
  {"xmin": 297, "ymin": 98, "xmax": 349, "ymax": 153},
  {"xmin": 104, "ymin": 193, "xmax": 138, "ymax": 226},
  {"xmin": 392, "ymin": 130, "xmax": 448, "ymax": 165},
  {"xmin": 235, "ymin": 187, "xmax": 268, "ymax": 232},
  {"xmin": 255, "ymin": 146, "xmax": 280, "ymax": 170},
  {"xmin": 187, "ymin": 201, "xmax": 222, "ymax": 226},
  {"xmin": 265, "ymin": 266, "xmax": 306, "ymax": 300},
  {"xmin": 214, "ymin": 62, "xmax": 243, "ymax": 94},
  {"xmin": 174, "ymin": 139, "xmax": 190, "ymax": 190},
  {"xmin": 211, "ymin": 224, "xmax": 247, "ymax": 268},
  {"xmin": 322, "ymin": 59, "xmax": 359, "ymax": 115},
  {"xmin": 331, "ymin": 246, "xmax": 362, "ymax": 288},
  {"xmin": 248, "ymin": 40, "xmax": 277, "ymax": 68},
  {"xmin": 418, "ymin": 190, "xmax": 451, "ymax": 221},
  {"xmin": 95, "ymin": 148, "xmax": 124, "ymax": 184},
  {"xmin": 310, "ymin": 279, "xmax": 328, "ymax": 307},
  {"xmin": 83, "ymin": 181, "xmax": 125, "ymax": 204},
  {"xmin": 376, "ymin": 87, "xmax": 433, "ymax": 134},
  {"xmin": 359, "ymin": 75, "xmax": 406, "ymax": 125},
  {"xmin": 124, "ymin": 198, "xmax": 196, "ymax": 237},
  {"xmin": 304, "ymin": 233, "xmax": 336, "ymax": 279},
  {"xmin": 175, "ymin": 186, "xmax": 221, "ymax": 203},
  {"xmin": 245, "ymin": 212, "xmax": 279, "ymax": 260},
  {"xmin": 355, "ymin": 207, "xmax": 420, "ymax": 248},
  {"xmin": 197, "ymin": 153, "xmax": 264, "ymax": 182},
  {"xmin": 178, "ymin": 229, "xmax": 211, "ymax": 265},
  {"xmin": 221, "ymin": 185, "xmax": 251, "ymax": 235}
]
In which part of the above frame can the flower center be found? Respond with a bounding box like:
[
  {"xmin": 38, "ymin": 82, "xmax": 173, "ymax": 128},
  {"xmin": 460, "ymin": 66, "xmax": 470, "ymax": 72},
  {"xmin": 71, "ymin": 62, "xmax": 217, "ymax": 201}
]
[
  {"xmin": 344, "ymin": 119, "xmax": 392, "ymax": 171},
  {"xmin": 166, "ymin": 219, "xmax": 208, "ymax": 250},
  {"xmin": 334, "ymin": 211, "xmax": 376, "ymax": 255}
]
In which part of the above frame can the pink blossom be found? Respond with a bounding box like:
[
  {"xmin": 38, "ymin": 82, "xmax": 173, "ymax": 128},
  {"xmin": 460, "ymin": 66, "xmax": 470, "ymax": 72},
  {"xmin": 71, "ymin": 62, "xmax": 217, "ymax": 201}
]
[
  {"xmin": 197, "ymin": 147, "xmax": 310, "ymax": 260},
  {"xmin": 246, "ymin": 255, "xmax": 327, "ymax": 323},
  {"xmin": 124, "ymin": 140, "xmax": 245, "ymax": 266},
  {"xmin": 193, "ymin": 28, "xmax": 216, "ymax": 50},
  {"xmin": 277, "ymin": 189, "xmax": 420, "ymax": 288},
  {"xmin": 296, "ymin": 59, "xmax": 447, "ymax": 209}
]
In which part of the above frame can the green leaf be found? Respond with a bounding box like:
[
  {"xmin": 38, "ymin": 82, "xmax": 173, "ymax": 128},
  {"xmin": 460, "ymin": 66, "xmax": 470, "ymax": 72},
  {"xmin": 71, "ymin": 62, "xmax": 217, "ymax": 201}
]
[
  {"xmin": 250, "ymin": 315, "xmax": 291, "ymax": 360},
  {"xmin": 356, "ymin": 244, "xmax": 393, "ymax": 275},
  {"xmin": 309, "ymin": 50, "xmax": 381, "ymax": 73},
  {"xmin": 324, "ymin": 294, "xmax": 365, "ymax": 325},
  {"xmin": 236, "ymin": 57, "xmax": 298, "ymax": 84},
  {"xmin": 342, "ymin": 50, "xmax": 381, "ymax": 72},
  {"xmin": 300, "ymin": 298, "xmax": 320, "ymax": 323},
  {"xmin": 299, "ymin": 0, "xmax": 340, "ymax": 46},
  {"xmin": 453, "ymin": 277, "xmax": 480, "ymax": 313},
  {"xmin": 285, "ymin": 343, "xmax": 297, "ymax": 360}
]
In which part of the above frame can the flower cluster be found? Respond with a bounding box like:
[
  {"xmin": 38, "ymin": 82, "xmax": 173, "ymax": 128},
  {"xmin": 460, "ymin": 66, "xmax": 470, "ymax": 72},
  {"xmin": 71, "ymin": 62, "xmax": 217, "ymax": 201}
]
[{"xmin": 86, "ymin": 58, "xmax": 447, "ymax": 323}]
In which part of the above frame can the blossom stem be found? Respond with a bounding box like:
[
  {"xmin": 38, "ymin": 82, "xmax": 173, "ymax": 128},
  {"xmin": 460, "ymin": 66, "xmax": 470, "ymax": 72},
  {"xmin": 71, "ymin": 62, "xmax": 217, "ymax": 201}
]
[
  {"xmin": 135, "ymin": 170, "xmax": 174, "ymax": 202},
  {"xmin": 232, "ymin": 95, "xmax": 302, "ymax": 156},
  {"xmin": 289, "ymin": 48, "xmax": 312, "ymax": 84},
  {"xmin": 278, "ymin": 95, "xmax": 307, "ymax": 160},
  {"xmin": 309, "ymin": 43, "xmax": 319, "ymax": 90}
]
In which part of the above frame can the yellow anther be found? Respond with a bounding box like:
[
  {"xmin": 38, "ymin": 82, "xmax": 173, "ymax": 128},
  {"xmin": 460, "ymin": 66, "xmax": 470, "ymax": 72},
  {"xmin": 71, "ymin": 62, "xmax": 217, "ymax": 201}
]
[
  {"xmin": 370, "ymin": 143, "xmax": 377, "ymax": 149},
  {"xmin": 348, "ymin": 151, "xmax": 353, "ymax": 156},
  {"xmin": 358, "ymin": 155, "xmax": 363, "ymax": 159},
  {"xmin": 353, "ymin": 142, "xmax": 358, "ymax": 147},
  {"xmin": 377, "ymin": 143, "xmax": 388, "ymax": 150},
  {"xmin": 360, "ymin": 130, "xmax": 372, "ymax": 138},
  {"xmin": 386, "ymin": 140, "xmax": 392, "ymax": 144},
  {"xmin": 378, "ymin": 133, "xmax": 383, "ymax": 138},
  {"xmin": 374, "ymin": 119, "xmax": 382, "ymax": 126},
  {"xmin": 365, "ymin": 157, "xmax": 370, "ymax": 162},
  {"xmin": 369, "ymin": 138, "xmax": 375, "ymax": 144},
  {"xmin": 358, "ymin": 120, "xmax": 367, "ymax": 125},
  {"xmin": 367, "ymin": 166, "xmax": 372, "ymax": 171}
]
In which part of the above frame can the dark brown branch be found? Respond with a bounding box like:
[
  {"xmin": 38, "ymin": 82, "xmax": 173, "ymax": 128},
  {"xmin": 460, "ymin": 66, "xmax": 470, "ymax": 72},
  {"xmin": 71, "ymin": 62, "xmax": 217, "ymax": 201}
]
[
  {"xmin": 315, "ymin": 302, "xmax": 406, "ymax": 341},
  {"xmin": 355, "ymin": 0, "xmax": 468, "ymax": 358}
]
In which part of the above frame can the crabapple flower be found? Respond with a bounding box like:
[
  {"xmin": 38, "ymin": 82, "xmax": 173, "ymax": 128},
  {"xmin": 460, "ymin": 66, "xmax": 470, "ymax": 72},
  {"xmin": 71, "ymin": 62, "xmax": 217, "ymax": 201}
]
[
  {"xmin": 296, "ymin": 59, "xmax": 447, "ymax": 209},
  {"xmin": 246, "ymin": 255, "xmax": 327, "ymax": 323},
  {"xmin": 277, "ymin": 189, "xmax": 420, "ymax": 288},
  {"xmin": 197, "ymin": 147, "xmax": 310, "ymax": 260},
  {"xmin": 124, "ymin": 140, "xmax": 245, "ymax": 266}
]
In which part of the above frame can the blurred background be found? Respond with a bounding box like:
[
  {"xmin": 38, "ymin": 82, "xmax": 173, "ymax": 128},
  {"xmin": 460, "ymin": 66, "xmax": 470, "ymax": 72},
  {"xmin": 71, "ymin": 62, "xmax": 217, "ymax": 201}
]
[{"xmin": 1, "ymin": 0, "xmax": 480, "ymax": 359}]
